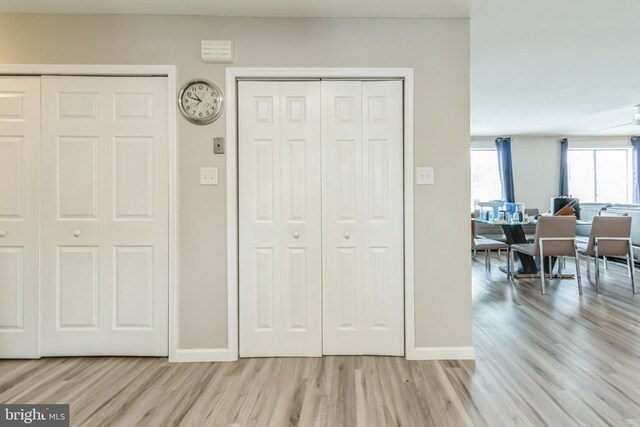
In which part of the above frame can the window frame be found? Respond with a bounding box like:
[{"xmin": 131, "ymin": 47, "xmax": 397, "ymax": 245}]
[
  {"xmin": 470, "ymin": 147, "xmax": 501, "ymax": 208},
  {"xmin": 567, "ymin": 147, "xmax": 632, "ymax": 203}
]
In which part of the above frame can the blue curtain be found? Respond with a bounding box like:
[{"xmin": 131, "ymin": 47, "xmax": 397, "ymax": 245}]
[
  {"xmin": 632, "ymin": 136, "xmax": 640, "ymax": 203},
  {"xmin": 559, "ymin": 138, "xmax": 569, "ymax": 196},
  {"xmin": 495, "ymin": 137, "xmax": 515, "ymax": 203}
]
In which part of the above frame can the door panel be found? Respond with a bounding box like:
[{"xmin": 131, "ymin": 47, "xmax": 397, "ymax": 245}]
[
  {"xmin": 0, "ymin": 137, "xmax": 24, "ymax": 217},
  {"xmin": 285, "ymin": 248, "xmax": 308, "ymax": 330},
  {"xmin": 361, "ymin": 81, "xmax": 404, "ymax": 354},
  {"xmin": 0, "ymin": 77, "xmax": 40, "ymax": 358},
  {"xmin": 0, "ymin": 248, "xmax": 23, "ymax": 330},
  {"xmin": 57, "ymin": 136, "xmax": 100, "ymax": 219},
  {"xmin": 255, "ymin": 248, "xmax": 275, "ymax": 330},
  {"xmin": 336, "ymin": 139, "xmax": 358, "ymax": 221},
  {"xmin": 41, "ymin": 76, "xmax": 168, "ymax": 356},
  {"xmin": 255, "ymin": 139, "xmax": 275, "ymax": 221},
  {"xmin": 322, "ymin": 81, "xmax": 364, "ymax": 354},
  {"xmin": 114, "ymin": 137, "xmax": 154, "ymax": 219},
  {"xmin": 239, "ymin": 81, "xmax": 322, "ymax": 357},
  {"xmin": 113, "ymin": 246, "xmax": 154, "ymax": 329},
  {"xmin": 57, "ymin": 92, "xmax": 99, "ymax": 120},
  {"xmin": 337, "ymin": 247, "xmax": 358, "ymax": 328},
  {"xmin": 0, "ymin": 92, "xmax": 27, "ymax": 118},
  {"xmin": 57, "ymin": 246, "xmax": 100, "ymax": 329},
  {"xmin": 322, "ymin": 80, "xmax": 404, "ymax": 356}
]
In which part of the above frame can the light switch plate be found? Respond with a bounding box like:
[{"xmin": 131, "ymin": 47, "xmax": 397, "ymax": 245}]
[
  {"xmin": 416, "ymin": 167, "xmax": 434, "ymax": 185},
  {"xmin": 200, "ymin": 167, "xmax": 218, "ymax": 185}
]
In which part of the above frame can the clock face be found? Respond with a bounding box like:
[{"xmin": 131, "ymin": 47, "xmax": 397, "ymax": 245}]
[{"xmin": 178, "ymin": 79, "xmax": 224, "ymax": 124}]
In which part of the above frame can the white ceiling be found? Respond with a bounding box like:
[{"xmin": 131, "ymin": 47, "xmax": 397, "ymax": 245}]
[
  {"xmin": 471, "ymin": 0, "xmax": 640, "ymax": 136},
  {"xmin": 0, "ymin": 0, "xmax": 469, "ymax": 19},
  {"xmin": 1, "ymin": 0, "xmax": 638, "ymax": 136}
]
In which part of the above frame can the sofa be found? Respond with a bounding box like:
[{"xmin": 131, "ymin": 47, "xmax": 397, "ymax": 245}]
[
  {"xmin": 576, "ymin": 203, "xmax": 611, "ymax": 243},
  {"xmin": 606, "ymin": 204, "xmax": 640, "ymax": 262},
  {"xmin": 577, "ymin": 203, "xmax": 640, "ymax": 262}
]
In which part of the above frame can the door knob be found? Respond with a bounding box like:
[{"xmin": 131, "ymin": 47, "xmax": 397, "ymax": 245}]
[
  {"xmin": 73, "ymin": 230, "xmax": 81, "ymax": 237},
  {"xmin": 0, "ymin": 230, "xmax": 6, "ymax": 238},
  {"xmin": 292, "ymin": 231, "xmax": 300, "ymax": 239},
  {"xmin": 343, "ymin": 232, "xmax": 351, "ymax": 239}
]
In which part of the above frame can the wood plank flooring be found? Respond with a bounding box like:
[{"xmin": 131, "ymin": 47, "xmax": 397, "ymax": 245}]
[{"xmin": 2, "ymin": 256, "xmax": 640, "ymax": 426}]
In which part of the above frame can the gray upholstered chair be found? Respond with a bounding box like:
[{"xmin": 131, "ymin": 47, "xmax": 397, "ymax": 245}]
[
  {"xmin": 595, "ymin": 211, "xmax": 629, "ymax": 270},
  {"xmin": 578, "ymin": 216, "xmax": 636, "ymax": 294},
  {"xmin": 472, "ymin": 220, "xmax": 509, "ymax": 271},
  {"xmin": 510, "ymin": 216, "xmax": 582, "ymax": 295}
]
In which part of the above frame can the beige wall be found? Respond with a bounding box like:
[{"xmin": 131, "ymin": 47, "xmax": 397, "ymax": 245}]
[
  {"xmin": 511, "ymin": 137, "xmax": 561, "ymax": 212},
  {"xmin": 0, "ymin": 14, "xmax": 471, "ymax": 351}
]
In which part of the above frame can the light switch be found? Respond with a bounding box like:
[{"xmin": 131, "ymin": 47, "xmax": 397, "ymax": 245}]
[
  {"xmin": 200, "ymin": 167, "xmax": 218, "ymax": 185},
  {"xmin": 416, "ymin": 167, "xmax": 434, "ymax": 185}
]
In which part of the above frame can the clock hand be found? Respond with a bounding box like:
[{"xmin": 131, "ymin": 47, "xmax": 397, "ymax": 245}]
[{"xmin": 187, "ymin": 95, "xmax": 201, "ymax": 103}]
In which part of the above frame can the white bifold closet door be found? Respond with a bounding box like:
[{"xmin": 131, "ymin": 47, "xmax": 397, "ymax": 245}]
[
  {"xmin": 322, "ymin": 81, "xmax": 404, "ymax": 356},
  {"xmin": 0, "ymin": 77, "xmax": 41, "ymax": 358},
  {"xmin": 40, "ymin": 76, "xmax": 169, "ymax": 356},
  {"xmin": 238, "ymin": 80, "xmax": 403, "ymax": 357},
  {"xmin": 239, "ymin": 81, "xmax": 323, "ymax": 357}
]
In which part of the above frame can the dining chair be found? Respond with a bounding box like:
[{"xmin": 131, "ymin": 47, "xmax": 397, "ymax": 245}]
[
  {"xmin": 597, "ymin": 211, "xmax": 628, "ymax": 271},
  {"xmin": 509, "ymin": 216, "xmax": 582, "ymax": 295},
  {"xmin": 577, "ymin": 216, "xmax": 636, "ymax": 294},
  {"xmin": 472, "ymin": 220, "xmax": 509, "ymax": 271}
]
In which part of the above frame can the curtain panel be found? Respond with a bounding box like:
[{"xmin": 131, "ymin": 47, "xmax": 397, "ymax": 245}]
[
  {"xmin": 495, "ymin": 137, "xmax": 515, "ymax": 203},
  {"xmin": 632, "ymin": 136, "xmax": 640, "ymax": 204},
  {"xmin": 559, "ymin": 138, "xmax": 569, "ymax": 197}
]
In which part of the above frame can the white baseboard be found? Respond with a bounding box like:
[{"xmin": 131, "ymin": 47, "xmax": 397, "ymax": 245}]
[
  {"xmin": 172, "ymin": 348, "xmax": 235, "ymax": 363},
  {"xmin": 411, "ymin": 346, "xmax": 476, "ymax": 361},
  {"xmin": 174, "ymin": 347, "xmax": 475, "ymax": 362}
]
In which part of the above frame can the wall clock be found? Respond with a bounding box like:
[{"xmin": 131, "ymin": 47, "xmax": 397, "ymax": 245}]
[{"xmin": 178, "ymin": 79, "xmax": 224, "ymax": 124}]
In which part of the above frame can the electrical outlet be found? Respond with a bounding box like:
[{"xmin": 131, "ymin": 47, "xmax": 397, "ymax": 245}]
[
  {"xmin": 416, "ymin": 167, "xmax": 434, "ymax": 185},
  {"xmin": 200, "ymin": 167, "xmax": 218, "ymax": 185},
  {"xmin": 214, "ymin": 137, "xmax": 225, "ymax": 154}
]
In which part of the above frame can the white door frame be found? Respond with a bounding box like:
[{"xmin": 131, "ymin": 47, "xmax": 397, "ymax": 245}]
[
  {"xmin": 226, "ymin": 68, "xmax": 415, "ymax": 360},
  {"xmin": 0, "ymin": 65, "xmax": 179, "ymax": 361}
]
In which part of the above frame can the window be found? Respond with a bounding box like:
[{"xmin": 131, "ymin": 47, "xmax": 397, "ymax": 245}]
[
  {"xmin": 470, "ymin": 149, "xmax": 502, "ymax": 208},
  {"xmin": 567, "ymin": 148, "xmax": 631, "ymax": 203}
]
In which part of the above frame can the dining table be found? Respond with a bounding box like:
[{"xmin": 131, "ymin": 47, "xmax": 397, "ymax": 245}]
[{"xmin": 473, "ymin": 217, "xmax": 592, "ymax": 278}]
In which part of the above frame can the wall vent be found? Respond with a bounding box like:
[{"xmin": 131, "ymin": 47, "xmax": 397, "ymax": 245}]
[{"xmin": 201, "ymin": 40, "xmax": 234, "ymax": 63}]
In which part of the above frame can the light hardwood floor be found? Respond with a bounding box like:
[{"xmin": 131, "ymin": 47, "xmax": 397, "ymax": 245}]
[{"xmin": 2, "ymin": 256, "xmax": 640, "ymax": 426}]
